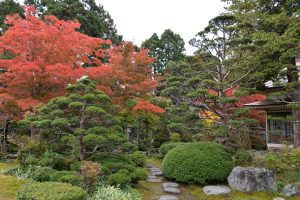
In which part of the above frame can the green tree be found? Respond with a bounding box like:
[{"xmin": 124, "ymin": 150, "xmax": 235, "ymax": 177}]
[
  {"xmin": 0, "ymin": 0, "xmax": 23, "ymax": 34},
  {"xmin": 21, "ymin": 79, "xmax": 126, "ymax": 160},
  {"xmin": 142, "ymin": 29, "xmax": 185, "ymax": 75},
  {"xmin": 223, "ymin": 0, "xmax": 300, "ymax": 146},
  {"xmin": 25, "ymin": 0, "xmax": 122, "ymax": 44}
]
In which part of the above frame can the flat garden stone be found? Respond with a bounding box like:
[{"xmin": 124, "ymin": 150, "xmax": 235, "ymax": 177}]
[
  {"xmin": 152, "ymin": 171, "xmax": 163, "ymax": 176},
  {"xmin": 162, "ymin": 182, "xmax": 179, "ymax": 188},
  {"xmin": 273, "ymin": 198, "xmax": 285, "ymax": 200},
  {"xmin": 203, "ymin": 185, "xmax": 231, "ymax": 195},
  {"xmin": 150, "ymin": 169, "xmax": 162, "ymax": 172},
  {"xmin": 148, "ymin": 175, "xmax": 157, "ymax": 179},
  {"xmin": 159, "ymin": 195, "xmax": 179, "ymax": 200},
  {"xmin": 163, "ymin": 187, "xmax": 181, "ymax": 194},
  {"xmin": 283, "ymin": 183, "xmax": 300, "ymax": 197},
  {"xmin": 147, "ymin": 178, "xmax": 161, "ymax": 183}
]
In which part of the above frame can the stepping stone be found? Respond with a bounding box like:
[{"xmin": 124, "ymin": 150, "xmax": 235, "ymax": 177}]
[
  {"xmin": 150, "ymin": 168, "xmax": 162, "ymax": 172},
  {"xmin": 159, "ymin": 195, "xmax": 179, "ymax": 200},
  {"xmin": 152, "ymin": 171, "xmax": 163, "ymax": 176},
  {"xmin": 203, "ymin": 185, "xmax": 231, "ymax": 195},
  {"xmin": 148, "ymin": 175, "xmax": 157, "ymax": 179},
  {"xmin": 273, "ymin": 198, "xmax": 285, "ymax": 200},
  {"xmin": 163, "ymin": 187, "xmax": 181, "ymax": 194},
  {"xmin": 162, "ymin": 182, "xmax": 179, "ymax": 188},
  {"xmin": 147, "ymin": 178, "xmax": 161, "ymax": 183}
]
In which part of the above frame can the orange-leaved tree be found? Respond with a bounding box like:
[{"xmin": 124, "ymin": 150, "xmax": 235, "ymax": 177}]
[
  {"xmin": 0, "ymin": 6, "xmax": 110, "ymax": 111},
  {"xmin": 88, "ymin": 42, "xmax": 158, "ymax": 106}
]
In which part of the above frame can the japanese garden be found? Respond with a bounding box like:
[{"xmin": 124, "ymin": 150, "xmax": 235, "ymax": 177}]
[{"xmin": 0, "ymin": 0, "xmax": 300, "ymax": 200}]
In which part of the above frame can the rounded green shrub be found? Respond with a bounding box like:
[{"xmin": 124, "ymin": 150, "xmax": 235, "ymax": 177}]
[
  {"xmin": 91, "ymin": 184, "xmax": 141, "ymax": 200},
  {"xmin": 159, "ymin": 142, "xmax": 184, "ymax": 157},
  {"xmin": 17, "ymin": 182, "xmax": 86, "ymax": 200},
  {"xmin": 108, "ymin": 172, "xmax": 132, "ymax": 186},
  {"xmin": 130, "ymin": 151, "xmax": 146, "ymax": 167},
  {"xmin": 24, "ymin": 156, "xmax": 39, "ymax": 166},
  {"xmin": 129, "ymin": 168, "xmax": 148, "ymax": 183},
  {"xmin": 162, "ymin": 142, "xmax": 234, "ymax": 184},
  {"xmin": 49, "ymin": 170, "xmax": 81, "ymax": 186},
  {"xmin": 31, "ymin": 167, "xmax": 54, "ymax": 182}
]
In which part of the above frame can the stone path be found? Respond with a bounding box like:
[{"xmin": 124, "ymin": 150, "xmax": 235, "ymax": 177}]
[{"xmin": 147, "ymin": 165, "xmax": 181, "ymax": 200}]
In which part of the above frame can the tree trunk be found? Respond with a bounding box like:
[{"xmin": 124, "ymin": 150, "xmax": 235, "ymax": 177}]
[
  {"xmin": 145, "ymin": 122, "xmax": 152, "ymax": 156},
  {"xmin": 0, "ymin": 118, "xmax": 8, "ymax": 153},
  {"xmin": 79, "ymin": 136, "xmax": 85, "ymax": 161}
]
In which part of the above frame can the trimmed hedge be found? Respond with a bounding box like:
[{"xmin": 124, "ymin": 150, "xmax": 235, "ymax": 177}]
[
  {"xmin": 17, "ymin": 182, "xmax": 86, "ymax": 200},
  {"xmin": 108, "ymin": 172, "xmax": 132, "ymax": 186},
  {"xmin": 162, "ymin": 142, "xmax": 234, "ymax": 184}
]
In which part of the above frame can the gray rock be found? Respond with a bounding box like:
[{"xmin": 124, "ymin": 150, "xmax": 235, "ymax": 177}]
[
  {"xmin": 228, "ymin": 166, "xmax": 277, "ymax": 192},
  {"xmin": 159, "ymin": 195, "xmax": 178, "ymax": 200},
  {"xmin": 283, "ymin": 183, "xmax": 300, "ymax": 197},
  {"xmin": 152, "ymin": 171, "xmax": 163, "ymax": 176},
  {"xmin": 273, "ymin": 198, "xmax": 285, "ymax": 200},
  {"xmin": 148, "ymin": 175, "xmax": 157, "ymax": 179},
  {"xmin": 150, "ymin": 169, "xmax": 162, "ymax": 172},
  {"xmin": 203, "ymin": 185, "xmax": 231, "ymax": 195},
  {"xmin": 163, "ymin": 187, "xmax": 181, "ymax": 194},
  {"xmin": 147, "ymin": 178, "xmax": 161, "ymax": 183},
  {"xmin": 162, "ymin": 182, "xmax": 179, "ymax": 188}
]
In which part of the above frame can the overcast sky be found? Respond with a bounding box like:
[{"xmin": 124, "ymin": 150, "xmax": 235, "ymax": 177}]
[{"xmin": 97, "ymin": 0, "xmax": 225, "ymax": 55}]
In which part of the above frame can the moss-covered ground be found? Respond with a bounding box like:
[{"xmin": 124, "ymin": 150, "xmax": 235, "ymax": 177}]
[
  {"xmin": 0, "ymin": 160, "xmax": 29, "ymax": 200},
  {"xmin": 136, "ymin": 158, "xmax": 300, "ymax": 200}
]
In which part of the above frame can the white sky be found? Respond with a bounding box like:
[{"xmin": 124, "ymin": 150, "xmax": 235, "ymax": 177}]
[{"xmin": 97, "ymin": 0, "xmax": 225, "ymax": 55}]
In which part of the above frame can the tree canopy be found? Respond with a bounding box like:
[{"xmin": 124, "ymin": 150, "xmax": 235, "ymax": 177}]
[
  {"xmin": 25, "ymin": 0, "xmax": 123, "ymax": 44},
  {"xmin": 142, "ymin": 29, "xmax": 185, "ymax": 75}
]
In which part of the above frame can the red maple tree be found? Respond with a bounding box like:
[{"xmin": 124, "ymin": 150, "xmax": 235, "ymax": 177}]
[
  {"xmin": 88, "ymin": 42, "xmax": 158, "ymax": 106},
  {"xmin": 0, "ymin": 6, "xmax": 110, "ymax": 110}
]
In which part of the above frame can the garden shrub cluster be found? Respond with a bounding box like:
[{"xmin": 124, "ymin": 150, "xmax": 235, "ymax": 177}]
[
  {"xmin": 162, "ymin": 142, "xmax": 234, "ymax": 184},
  {"xmin": 17, "ymin": 182, "xmax": 86, "ymax": 200},
  {"xmin": 234, "ymin": 149, "xmax": 253, "ymax": 165}
]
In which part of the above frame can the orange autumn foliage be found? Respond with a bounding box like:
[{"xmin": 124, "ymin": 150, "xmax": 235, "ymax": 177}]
[
  {"xmin": 0, "ymin": 6, "xmax": 110, "ymax": 111},
  {"xmin": 133, "ymin": 99, "xmax": 165, "ymax": 114}
]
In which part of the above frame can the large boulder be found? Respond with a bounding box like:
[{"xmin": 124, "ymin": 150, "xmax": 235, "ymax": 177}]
[
  {"xmin": 228, "ymin": 166, "xmax": 277, "ymax": 192},
  {"xmin": 282, "ymin": 183, "xmax": 300, "ymax": 197}
]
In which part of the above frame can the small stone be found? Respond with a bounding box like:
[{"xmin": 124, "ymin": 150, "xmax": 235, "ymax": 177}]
[
  {"xmin": 148, "ymin": 175, "xmax": 157, "ymax": 179},
  {"xmin": 273, "ymin": 198, "xmax": 285, "ymax": 200},
  {"xmin": 147, "ymin": 178, "xmax": 161, "ymax": 183},
  {"xmin": 152, "ymin": 172, "xmax": 163, "ymax": 176},
  {"xmin": 162, "ymin": 182, "xmax": 179, "ymax": 188},
  {"xmin": 203, "ymin": 185, "xmax": 231, "ymax": 195},
  {"xmin": 163, "ymin": 187, "xmax": 181, "ymax": 194},
  {"xmin": 283, "ymin": 183, "xmax": 300, "ymax": 197},
  {"xmin": 159, "ymin": 195, "xmax": 179, "ymax": 200}
]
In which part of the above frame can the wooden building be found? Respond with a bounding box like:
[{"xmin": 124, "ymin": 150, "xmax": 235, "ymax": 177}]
[{"xmin": 244, "ymin": 99, "xmax": 294, "ymax": 149}]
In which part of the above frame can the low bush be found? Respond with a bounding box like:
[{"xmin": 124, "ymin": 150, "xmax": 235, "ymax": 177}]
[
  {"xmin": 122, "ymin": 142, "xmax": 138, "ymax": 153},
  {"xmin": 129, "ymin": 168, "xmax": 148, "ymax": 183},
  {"xmin": 24, "ymin": 156, "xmax": 39, "ymax": 166},
  {"xmin": 108, "ymin": 172, "xmax": 132, "ymax": 186},
  {"xmin": 129, "ymin": 151, "xmax": 146, "ymax": 167},
  {"xmin": 49, "ymin": 170, "xmax": 81, "ymax": 186},
  {"xmin": 159, "ymin": 142, "xmax": 184, "ymax": 157},
  {"xmin": 170, "ymin": 133, "xmax": 181, "ymax": 142},
  {"xmin": 17, "ymin": 182, "xmax": 86, "ymax": 200},
  {"xmin": 80, "ymin": 161, "xmax": 100, "ymax": 189},
  {"xmin": 90, "ymin": 184, "xmax": 141, "ymax": 200},
  {"xmin": 162, "ymin": 142, "xmax": 234, "ymax": 184},
  {"xmin": 234, "ymin": 149, "xmax": 253, "ymax": 165},
  {"xmin": 31, "ymin": 167, "xmax": 54, "ymax": 182}
]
